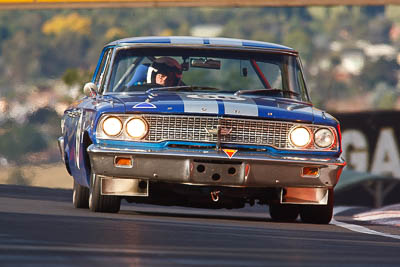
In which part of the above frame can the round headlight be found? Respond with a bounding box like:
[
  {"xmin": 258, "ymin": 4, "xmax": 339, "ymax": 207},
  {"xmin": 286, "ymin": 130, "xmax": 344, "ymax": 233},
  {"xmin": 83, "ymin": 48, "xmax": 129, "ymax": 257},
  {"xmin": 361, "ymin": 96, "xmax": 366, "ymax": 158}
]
[
  {"xmin": 102, "ymin": 116, "xmax": 123, "ymax": 137},
  {"xmin": 314, "ymin": 128, "xmax": 335, "ymax": 148},
  {"xmin": 126, "ymin": 118, "xmax": 148, "ymax": 139},
  {"xmin": 290, "ymin": 127, "xmax": 311, "ymax": 148}
]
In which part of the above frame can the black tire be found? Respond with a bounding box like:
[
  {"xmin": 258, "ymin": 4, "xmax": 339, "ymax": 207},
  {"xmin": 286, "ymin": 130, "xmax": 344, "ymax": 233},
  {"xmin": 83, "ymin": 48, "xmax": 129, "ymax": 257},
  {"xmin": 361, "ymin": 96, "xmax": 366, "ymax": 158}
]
[
  {"xmin": 269, "ymin": 203, "xmax": 299, "ymax": 222},
  {"xmin": 72, "ymin": 180, "xmax": 89, "ymax": 209},
  {"xmin": 89, "ymin": 173, "xmax": 121, "ymax": 213},
  {"xmin": 300, "ymin": 189, "xmax": 334, "ymax": 224}
]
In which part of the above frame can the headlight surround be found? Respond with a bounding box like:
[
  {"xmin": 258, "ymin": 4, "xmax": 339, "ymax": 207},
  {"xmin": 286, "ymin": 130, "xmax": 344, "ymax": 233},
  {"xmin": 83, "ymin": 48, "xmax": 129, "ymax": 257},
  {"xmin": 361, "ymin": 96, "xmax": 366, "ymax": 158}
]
[
  {"xmin": 314, "ymin": 128, "xmax": 335, "ymax": 148},
  {"xmin": 102, "ymin": 116, "xmax": 123, "ymax": 137},
  {"xmin": 289, "ymin": 126, "xmax": 312, "ymax": 148},
  {"xmin": 126, "ymin": 117, "xmax": 148, "ymax": 139}
]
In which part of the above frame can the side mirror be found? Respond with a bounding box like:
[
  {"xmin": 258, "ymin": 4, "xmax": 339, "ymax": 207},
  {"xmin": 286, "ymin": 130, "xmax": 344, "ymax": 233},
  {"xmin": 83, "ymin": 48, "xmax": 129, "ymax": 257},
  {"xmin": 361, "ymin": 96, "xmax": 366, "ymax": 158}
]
[{"xmin": 83, "ymin": 82, "xmax": 98, "ymax": 98}]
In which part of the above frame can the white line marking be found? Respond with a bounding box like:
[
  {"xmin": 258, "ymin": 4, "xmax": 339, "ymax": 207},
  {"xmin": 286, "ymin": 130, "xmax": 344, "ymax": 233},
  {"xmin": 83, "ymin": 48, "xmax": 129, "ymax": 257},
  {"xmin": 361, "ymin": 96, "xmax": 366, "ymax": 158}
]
[
  {"xmin": 354, "ymin": 211, "xmax": 400, "ymax": 221},
  {"xmin": 332, "ymin": 207, "xmax": 400, "ymax": 240},
  {"xmin": 333, "ymin": 206, "xmax": 353, "ymax": 214}
]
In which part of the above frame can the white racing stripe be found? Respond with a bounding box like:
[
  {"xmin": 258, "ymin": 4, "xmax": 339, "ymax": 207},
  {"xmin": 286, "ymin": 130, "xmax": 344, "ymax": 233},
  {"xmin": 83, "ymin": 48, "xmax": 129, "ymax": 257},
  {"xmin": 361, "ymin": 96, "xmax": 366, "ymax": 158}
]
[
  {"xmin": 180, "ymin": 94, "xmax": 219, "ymax": 114},
  {"xmin": 224, "ymin": 98, "xmax": 259, "ymax": 117},
  {"xmin": 332, "ymin": 207, "xmax": 400, "ymax": 240},
  {"xmin": 209, "ymin": 38, "xmax": 243, "ymax": 47},
  {"xmin": 170, "ymin": 37, "xmax": 204, "ymax": 45}
]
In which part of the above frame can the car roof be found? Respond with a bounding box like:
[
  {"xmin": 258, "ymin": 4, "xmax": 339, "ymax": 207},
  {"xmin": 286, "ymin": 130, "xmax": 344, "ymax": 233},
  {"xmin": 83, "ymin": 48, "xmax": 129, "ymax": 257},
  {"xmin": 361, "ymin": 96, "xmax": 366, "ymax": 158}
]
[{"xmin": 106, "ymin": 36, "xmax": 296, "ymax": 53}]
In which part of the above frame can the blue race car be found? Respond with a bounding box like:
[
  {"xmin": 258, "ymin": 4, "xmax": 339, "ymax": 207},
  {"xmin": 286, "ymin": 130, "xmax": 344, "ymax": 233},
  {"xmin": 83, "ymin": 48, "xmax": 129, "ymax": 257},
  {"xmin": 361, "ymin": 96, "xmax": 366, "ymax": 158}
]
[{"xmin": 58, "ymin": 36, "xmax": 346, "ymax": 224}]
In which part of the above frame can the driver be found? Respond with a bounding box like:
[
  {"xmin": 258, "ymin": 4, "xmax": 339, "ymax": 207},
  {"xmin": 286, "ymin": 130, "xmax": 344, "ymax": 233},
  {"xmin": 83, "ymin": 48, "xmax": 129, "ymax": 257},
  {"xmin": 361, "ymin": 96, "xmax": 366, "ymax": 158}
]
[{"xmin": 147, "ymin": 57, "xmax": 183, "ymax": 87}]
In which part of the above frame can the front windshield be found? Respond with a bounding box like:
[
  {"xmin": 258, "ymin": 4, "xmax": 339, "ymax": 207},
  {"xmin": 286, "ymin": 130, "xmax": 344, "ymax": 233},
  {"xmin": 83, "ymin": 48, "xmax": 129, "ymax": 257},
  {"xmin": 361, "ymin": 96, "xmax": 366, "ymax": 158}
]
[{"xmin": 106, "ymin": 47, "xmax": 309, "ymax": 101}]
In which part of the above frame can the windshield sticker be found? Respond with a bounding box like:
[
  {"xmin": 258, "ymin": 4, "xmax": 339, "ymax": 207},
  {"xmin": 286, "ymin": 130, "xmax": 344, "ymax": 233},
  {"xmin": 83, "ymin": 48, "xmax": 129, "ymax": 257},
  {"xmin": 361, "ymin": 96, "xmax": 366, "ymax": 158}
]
[
  {"xmin": 133, "ymin": 102, "xmax": 157, "ymax": 109},
  {"xmin": 187, "ymin": 94, "xmax": 246, "ymax": 101}
]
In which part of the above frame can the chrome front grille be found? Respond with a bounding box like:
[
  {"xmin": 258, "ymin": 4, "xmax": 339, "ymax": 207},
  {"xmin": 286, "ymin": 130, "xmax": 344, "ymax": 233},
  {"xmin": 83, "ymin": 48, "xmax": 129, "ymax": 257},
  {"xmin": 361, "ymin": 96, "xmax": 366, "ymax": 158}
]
[{"xmin": 143, "ymin": 115, "xmax": 294, "ymax": 149}]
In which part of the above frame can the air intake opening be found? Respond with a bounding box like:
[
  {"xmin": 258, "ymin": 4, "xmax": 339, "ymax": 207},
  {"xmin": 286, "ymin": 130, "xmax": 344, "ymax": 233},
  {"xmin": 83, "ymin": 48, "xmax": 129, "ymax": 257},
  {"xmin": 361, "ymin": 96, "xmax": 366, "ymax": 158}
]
[
  {"xmin": 212, "ymin": 173, "xmax": 221, "ymax": 181},
  {"xmin": 197, "ymin": 165, "xmax": 205, "ymax": 173},
  {"xmin": 228, "ymin": 167, "xmax": 236, "ymax": 175}
]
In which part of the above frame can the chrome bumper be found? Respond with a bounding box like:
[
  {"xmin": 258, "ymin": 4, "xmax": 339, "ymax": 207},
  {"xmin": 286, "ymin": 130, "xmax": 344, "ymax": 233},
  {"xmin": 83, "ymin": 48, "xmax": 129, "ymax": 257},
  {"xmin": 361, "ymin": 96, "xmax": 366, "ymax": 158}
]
[{"xmin": 87, "ymin": 144, "xmax": 345, "ymax": 188}]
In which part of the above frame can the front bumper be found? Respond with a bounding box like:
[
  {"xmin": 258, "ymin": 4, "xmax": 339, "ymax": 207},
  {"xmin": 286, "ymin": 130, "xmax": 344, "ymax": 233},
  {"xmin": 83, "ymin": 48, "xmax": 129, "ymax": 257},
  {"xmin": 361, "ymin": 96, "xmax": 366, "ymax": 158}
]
[{"xmin": 87, "ymin": 144, "xmax": 345, "ymax": 188}]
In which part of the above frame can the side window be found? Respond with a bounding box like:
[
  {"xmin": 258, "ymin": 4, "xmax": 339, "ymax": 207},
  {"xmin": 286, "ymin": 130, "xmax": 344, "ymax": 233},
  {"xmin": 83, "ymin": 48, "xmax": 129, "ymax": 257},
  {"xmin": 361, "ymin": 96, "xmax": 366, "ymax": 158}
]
[{"xmin": 94, "ymin": 48, "xmax": 112, "ymax": 90}]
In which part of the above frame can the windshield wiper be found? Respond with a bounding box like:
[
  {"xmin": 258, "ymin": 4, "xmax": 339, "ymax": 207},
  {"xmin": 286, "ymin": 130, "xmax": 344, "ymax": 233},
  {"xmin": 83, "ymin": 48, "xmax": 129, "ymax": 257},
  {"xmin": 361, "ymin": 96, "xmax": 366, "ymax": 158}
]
[
  {"xmin": 234, "ymin": 88, "xmax": 299, "ymax": 97},
  {"xmin": 146, "ymin": 85, "xmax": 221, "ymax": 94}
]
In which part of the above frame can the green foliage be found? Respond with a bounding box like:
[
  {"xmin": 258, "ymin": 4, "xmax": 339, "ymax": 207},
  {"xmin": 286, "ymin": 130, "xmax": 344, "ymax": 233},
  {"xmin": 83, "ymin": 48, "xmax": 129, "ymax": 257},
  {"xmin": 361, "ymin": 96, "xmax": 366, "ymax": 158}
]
[
  {"xmin": 62, "ymin": 68, "xmax": 93, "ymax": 89},
  {"xmin": 282, "ymin": 28, "xmax": 312, "ymax": 59},
  {"xmin": 0, "ymin": 5, "xmax": 396, "ymax": 173},
  {"xmin": 375, "ymin": 91, "xmax": 397, "ymax": 110},
  {"xmin": 358, "ymin": 58, "xmax": 398, "ymax": 89},
  {"xmin": 0, "ymin": 122, "xmax": 48, "ymax": 163},
  {"xmin": 42, "ymin": 12, "xmax": 91, "ymax": 36},
  {"xmin": 27, "ymin": 107, "xmax": 60, "ymax": 125},
  {"xmin": 386, "ymin": 6, "xmax": 400, "ymax": 23},
  {"xmin": 0, "ymin": 6, "xmax": 397, "ymax": 110},
  {"xmin": 372, "ymin": 82, "xmax": 398, "ymax": 110},
  {"xmin": 62, "ymin": 69, "xmax": 80, "ymax": 86},
  {"xmin": 40, "ymin": 32, "xmax": 92, "ymax": 78}
]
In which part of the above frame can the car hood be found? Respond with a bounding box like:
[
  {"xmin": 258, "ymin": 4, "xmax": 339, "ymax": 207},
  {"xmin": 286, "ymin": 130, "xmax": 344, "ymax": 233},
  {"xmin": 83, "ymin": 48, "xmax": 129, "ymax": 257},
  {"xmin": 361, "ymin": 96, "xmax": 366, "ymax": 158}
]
[{"xmin": 108, "ymin": 92, "xmax": 315, "ymax": 123}]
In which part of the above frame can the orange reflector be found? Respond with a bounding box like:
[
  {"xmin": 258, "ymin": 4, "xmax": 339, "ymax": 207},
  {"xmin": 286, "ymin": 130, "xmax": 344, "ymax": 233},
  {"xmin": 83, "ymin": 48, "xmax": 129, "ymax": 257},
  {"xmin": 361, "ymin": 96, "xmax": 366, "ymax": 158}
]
[
  {"xmin": 115, "ymin": 157, "xmax": 132, "ymax": 167},
  {"xmin": 302, "ymin": 167, "xmax": 319, "ymax": 177},
  {"xmin": 222, "ymin": 149, "xmax": 238, "ymax": 159},
  {"xmin": 245, "ymin": 164, "xmax": 251, "ymax": 179}
]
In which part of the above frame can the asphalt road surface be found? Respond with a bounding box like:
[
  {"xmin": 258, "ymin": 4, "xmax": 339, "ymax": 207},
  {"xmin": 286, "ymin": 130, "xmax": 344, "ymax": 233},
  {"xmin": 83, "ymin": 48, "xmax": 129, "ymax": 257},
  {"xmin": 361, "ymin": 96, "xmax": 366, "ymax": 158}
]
[{"xmin": 0, "ymin": 184, "xmax": 400, "ymax": 266}]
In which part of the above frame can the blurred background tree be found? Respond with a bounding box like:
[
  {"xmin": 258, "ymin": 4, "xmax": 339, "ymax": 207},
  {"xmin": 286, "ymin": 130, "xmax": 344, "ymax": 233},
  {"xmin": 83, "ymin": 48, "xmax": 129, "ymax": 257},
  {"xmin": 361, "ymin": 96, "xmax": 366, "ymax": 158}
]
[
  {"xmin": 0, "ymin": 121, "xmax": 47, "ymax": 163},
  {"xmin": 0, "ymin": 6, "xmax": 397, "ymax": 103}
]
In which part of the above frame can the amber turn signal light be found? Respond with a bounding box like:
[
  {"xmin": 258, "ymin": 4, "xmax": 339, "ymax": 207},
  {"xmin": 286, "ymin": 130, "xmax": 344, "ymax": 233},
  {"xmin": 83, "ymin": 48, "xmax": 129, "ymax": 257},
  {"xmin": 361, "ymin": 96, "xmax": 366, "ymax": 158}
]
[
  {"xmin": 115, "ymin": 157, "xmax": 133, "ymax": 168},
  {"xmin": 302, "ymin": 167, "xmax": 319, "ymax": 177}
]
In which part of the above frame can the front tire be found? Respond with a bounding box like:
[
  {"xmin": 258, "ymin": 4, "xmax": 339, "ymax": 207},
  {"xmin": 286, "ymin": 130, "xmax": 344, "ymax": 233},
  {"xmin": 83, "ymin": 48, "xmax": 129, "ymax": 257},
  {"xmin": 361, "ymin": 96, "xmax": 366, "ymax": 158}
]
[
  {"xmin": 269, "ymin": 204, "xmax": 299, "ymax": 222},
  {"xmin": 73, "ymin": 180, "xmax": 89, "ymax": 209},
  {"xmin": 300, "ymin": 189, "xmax": 334, "ymax": 224},
  {"xmin": 89, "ymin": 173, "xmax": 121, "ymax": 213}
]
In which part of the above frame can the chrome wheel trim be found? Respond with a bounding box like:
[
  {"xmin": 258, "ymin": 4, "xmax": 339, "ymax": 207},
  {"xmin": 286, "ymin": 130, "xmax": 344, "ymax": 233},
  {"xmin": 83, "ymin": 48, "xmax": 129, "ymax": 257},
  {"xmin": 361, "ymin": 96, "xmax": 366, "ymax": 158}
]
[
  {"xmin": 72, "ymin": 184, "xmax": 77, "ymax": 206},
  {"xmin": 88, "ymin": 191, "xmax": 93, "ymax": 210},
  {"xmin": 88, "ymin": 173, "xmax": 95, "ymax": 210}
]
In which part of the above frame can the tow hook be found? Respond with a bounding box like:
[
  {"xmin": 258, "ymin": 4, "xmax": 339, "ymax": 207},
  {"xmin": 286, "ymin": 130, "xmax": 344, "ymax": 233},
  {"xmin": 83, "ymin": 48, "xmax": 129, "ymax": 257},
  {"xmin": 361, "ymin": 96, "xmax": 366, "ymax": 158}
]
[{"xmin": 211, "ymin": 190, "xmax": 221, "ymax": 202}]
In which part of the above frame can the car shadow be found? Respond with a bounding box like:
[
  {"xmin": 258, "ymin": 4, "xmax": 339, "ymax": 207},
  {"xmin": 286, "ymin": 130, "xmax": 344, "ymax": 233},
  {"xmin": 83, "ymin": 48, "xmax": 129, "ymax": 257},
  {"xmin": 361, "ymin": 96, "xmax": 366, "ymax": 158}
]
[{"xmin": 117, "ymin": 203, "xmax": 291, "ymax": 224}]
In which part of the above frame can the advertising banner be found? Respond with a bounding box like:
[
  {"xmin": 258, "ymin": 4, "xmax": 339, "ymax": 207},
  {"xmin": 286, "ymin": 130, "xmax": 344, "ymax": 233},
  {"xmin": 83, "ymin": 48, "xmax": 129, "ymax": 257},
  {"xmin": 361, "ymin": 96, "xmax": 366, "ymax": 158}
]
[{"xmin": 335, "ymin": 111, "xmax": 400, "ymax": 179}]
